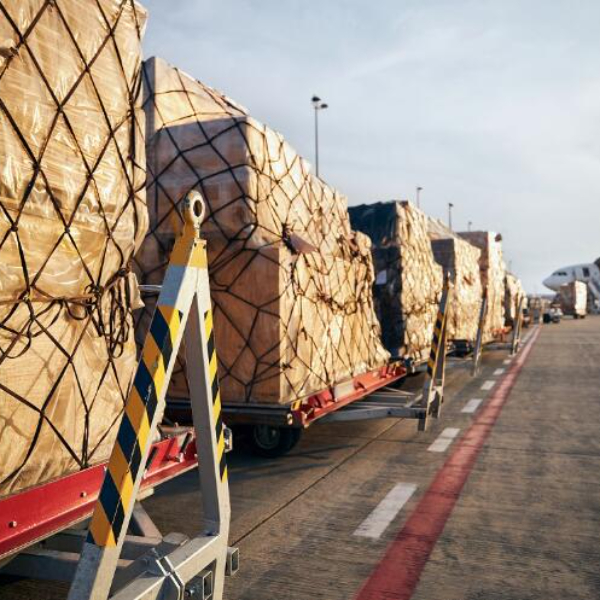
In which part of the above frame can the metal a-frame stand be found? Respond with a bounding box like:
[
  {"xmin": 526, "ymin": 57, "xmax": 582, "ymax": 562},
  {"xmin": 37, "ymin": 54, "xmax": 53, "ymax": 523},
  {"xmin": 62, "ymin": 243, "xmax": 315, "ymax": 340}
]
[
  {"xmin": 509, "ymin": 296, "xmax": 525, "ymax": 356},
  {"xmin": 472, "ymin": 290, "xmax": 525, "ymax": 376},
  {"xmin": 67, "ymin": 191, "xmax": 236, "ymax": 600},
  {"xmin": 322, "ymin": 276, "xmax": 452, "ymax": 431},
  {"xmin": 418, "ymin": 275, "xmax": 452, "ymax": 431},
  {"xmin": 471, "ymin": 290, "xmax": 488, "ymax": 376}
]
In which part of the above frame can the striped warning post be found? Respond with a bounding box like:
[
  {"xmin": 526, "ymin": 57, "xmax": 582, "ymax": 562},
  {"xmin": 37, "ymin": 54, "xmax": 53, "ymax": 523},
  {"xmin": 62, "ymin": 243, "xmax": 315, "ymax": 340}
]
[
  {"xmin": 427, "ymin": 307, "xmax": 447, "ymax": 378},
  {"xmin": 205, "ymin": 308, "xmax": 227, "ymax": 482},
  {"xmin": 87, "ymin": 305, "xmax": 182, "ymax": 547}
]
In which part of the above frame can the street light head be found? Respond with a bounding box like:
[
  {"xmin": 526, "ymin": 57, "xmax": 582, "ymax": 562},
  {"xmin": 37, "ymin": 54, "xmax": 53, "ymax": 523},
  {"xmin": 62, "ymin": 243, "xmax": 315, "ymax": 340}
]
[
  {"xmin": 311, "ymin": 95, "xmax": 321, "ymax": 105},
  {"xmin": 417, "ymin": 186, "xmax": 423, "ymax": 192},
  {"xmin": 321, "ymin": 103, "xmax": 329, "ymax": 110},
  {"xmin": 449, "ymin": 202, "xmax": 454, "ymax": 208}
]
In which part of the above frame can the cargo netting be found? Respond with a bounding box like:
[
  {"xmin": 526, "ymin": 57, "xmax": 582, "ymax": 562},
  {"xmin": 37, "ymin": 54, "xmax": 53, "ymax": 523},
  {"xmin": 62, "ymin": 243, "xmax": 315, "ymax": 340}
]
[
  {"xmin": 135, "ymin": 57, "xmax": 389, "ymax": 406},
  {"xmin": 0, "ymin": 0, "xmax": 147, "ymax": 496},
  {"xmin": 348, "ymin": 201, "xmax": 443, "ymax": 362}
]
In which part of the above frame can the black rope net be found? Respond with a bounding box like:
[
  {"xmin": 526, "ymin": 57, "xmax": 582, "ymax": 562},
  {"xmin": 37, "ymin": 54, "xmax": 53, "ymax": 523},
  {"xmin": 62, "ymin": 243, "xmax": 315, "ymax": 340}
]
[
  {"xmin": 0, "ymin": 0, "xmax": 147, "ymax": 496},
  {"xmin": 134, "ymin": 56, "xmax": 389, "ymax": 405},
  {"xmin": 459, "ymin": 231, "xmax": 506, "ymax": 340},
  {"xmin": 348, "ymin": 201, "xmax": 443, "ymax": 362},
  {"xmin": 428, "ymin": 217, "xmax": 483, "ymax": 342}
]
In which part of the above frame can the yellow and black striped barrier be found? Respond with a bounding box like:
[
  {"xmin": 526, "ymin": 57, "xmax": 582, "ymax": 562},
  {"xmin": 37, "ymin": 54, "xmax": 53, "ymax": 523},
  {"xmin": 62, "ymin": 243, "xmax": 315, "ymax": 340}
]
[{"xmin": 69, "ymin": 192, "xmax": 233, "ymax": 600}]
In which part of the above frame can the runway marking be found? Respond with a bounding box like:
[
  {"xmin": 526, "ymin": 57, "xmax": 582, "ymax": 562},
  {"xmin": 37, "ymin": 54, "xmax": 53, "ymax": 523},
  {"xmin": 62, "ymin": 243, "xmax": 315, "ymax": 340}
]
[
  {"xmin": 503, "ymin": 359, "xmax": 512, "ymax": 365},
  {"xmin": 462, "ymin": 399, "xmax": 483, "ymax": 413},
  {"xmin": 354, "ymin": 483, "xmax": 417, "ymax": 540},
  {"xmin": 428, "ymin": 428, "xmax": 460, "ymax": 453},
  {"xmin": 354, "ymin": 326, "xmax": 540, "ymax": 600},
  {"xmin": 493, "ymin": 368, "xmax": 505, "ymax": 376},
  {"xmin": 481, "ymin": 380, "xmax": 495, "ymax": 391}
]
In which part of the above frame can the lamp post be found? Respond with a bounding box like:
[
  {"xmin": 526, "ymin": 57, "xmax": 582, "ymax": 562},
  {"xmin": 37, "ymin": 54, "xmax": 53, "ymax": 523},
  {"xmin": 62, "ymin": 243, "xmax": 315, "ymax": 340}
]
[
  {"xmin": 448, "ymin": 202, "xmax": 454, "ymax": 230},
  {"xmin": 416, "ymin": 186, "xmax": 423, "ymax": 209},
  {"xmin": 311, "ymin": 95, "xmax": 328, "ymax": 178},
  {"xmin": 468, "ymin": 220, "xmax": 472, "ymax": 232}
]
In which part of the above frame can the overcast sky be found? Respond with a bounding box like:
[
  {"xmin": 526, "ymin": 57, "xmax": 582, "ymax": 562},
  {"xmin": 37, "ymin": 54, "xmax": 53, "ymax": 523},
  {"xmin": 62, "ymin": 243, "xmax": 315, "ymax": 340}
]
[{"xmin": 141, "ymin": 0, "xmax": 600, "ymax": 293}]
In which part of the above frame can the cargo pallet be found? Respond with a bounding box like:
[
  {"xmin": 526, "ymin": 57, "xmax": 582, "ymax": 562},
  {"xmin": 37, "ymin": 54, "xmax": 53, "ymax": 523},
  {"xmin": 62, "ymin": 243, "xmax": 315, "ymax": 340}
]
[
  {"xmin": 165, "ymin": 275, "xmax": 454, "ymax": 457},
  {"xmin": 0, "ymin": 193, "xmax": 238, "ymax": 600}
]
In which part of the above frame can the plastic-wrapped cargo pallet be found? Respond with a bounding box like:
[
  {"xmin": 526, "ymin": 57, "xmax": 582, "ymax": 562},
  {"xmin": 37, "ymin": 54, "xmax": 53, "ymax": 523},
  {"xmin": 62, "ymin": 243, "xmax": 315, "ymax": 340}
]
[
  {"xmin": 0, "ymin": 0, "xmax": 147, "ymax": 496},
  {"xmin": 459, "ymin": 231, "xmax": 506, "ymax": 342},
  {"xmin": 427, "ymin": 218, "xmax": 483, "ymax": 341},
  {"xmin": 559, "ymin": 281, "xmax": 587, "ymax": 317},
  {"xmin": 135, "ymin": 57, "xmax": 388, "ymax": 405},
  {"xmin": 348, "ymin": 201, "xmax": 443, "ymax": 363},
  {"xmin": 504, "ymin": 272, "xmax": 525, "ymax": 327}
]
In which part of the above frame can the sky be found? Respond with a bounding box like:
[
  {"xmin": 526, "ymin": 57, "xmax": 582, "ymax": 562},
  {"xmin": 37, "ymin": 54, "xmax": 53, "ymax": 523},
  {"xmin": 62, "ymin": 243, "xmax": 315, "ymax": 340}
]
[{"xmin": 140, "ymin": 0, "xmax": 600, "ymax": 293}]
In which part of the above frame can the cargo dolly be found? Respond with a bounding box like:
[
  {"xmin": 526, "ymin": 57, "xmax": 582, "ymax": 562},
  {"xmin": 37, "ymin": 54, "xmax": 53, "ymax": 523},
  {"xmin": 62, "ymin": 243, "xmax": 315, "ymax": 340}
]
[
  {"xmin": 0, "ymin": 192, "xmax": 238, "ymax": 600},
  {"xmin": 170, "ymin": 273, "xmax": 453, "ymax": 456}
]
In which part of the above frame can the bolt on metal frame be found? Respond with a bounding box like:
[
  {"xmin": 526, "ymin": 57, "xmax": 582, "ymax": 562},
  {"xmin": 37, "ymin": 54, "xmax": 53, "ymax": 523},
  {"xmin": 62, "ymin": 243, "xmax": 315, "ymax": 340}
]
[{"xmin": 67, "ymin": 191, "xmax": 236, "ymax": 600}]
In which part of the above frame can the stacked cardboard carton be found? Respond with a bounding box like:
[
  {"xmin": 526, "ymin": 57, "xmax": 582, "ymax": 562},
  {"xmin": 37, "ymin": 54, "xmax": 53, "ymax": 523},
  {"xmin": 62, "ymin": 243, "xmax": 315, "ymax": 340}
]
[
  {"xmin": 348, "ymin": 201, "xmax": 443, "ymax": 362},
  {"xmin": 459, "ymin": 231, "xmax": 506, "ymax": 342},
  {"xmin": 0, "ymin": 0, "xmax": 147, "ymax": 495},
  {"xmin": 135, "ymin": 57, "xmax": 389, "ymax": 405},
  {"xmin": 428, "ymin": 219, "xmax": 483, "ymax": 341}
]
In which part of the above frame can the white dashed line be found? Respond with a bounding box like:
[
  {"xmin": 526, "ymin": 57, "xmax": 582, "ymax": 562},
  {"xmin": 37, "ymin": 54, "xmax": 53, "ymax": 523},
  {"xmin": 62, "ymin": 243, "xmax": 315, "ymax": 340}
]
[
  {"xmin": 493, "ymin": 368, "xmax": 505, "ymax": 376},
  {"xmin": 428, "ymin": 427, "xmax": 461, "ymax": 453},
  {"xmin": 481, "ymin": 380, "xmax": 495, "ymax": 391},
  {"xmin": 462, "ymin": 398, "xmax": 483, "ymax": 413},
  {"xmin": 354, "ymin": 483, "xmax": 418, "ymax": 539},
  {"xmin": 503, "ymin": 359, "xmax": 512, "ymax": 365}
]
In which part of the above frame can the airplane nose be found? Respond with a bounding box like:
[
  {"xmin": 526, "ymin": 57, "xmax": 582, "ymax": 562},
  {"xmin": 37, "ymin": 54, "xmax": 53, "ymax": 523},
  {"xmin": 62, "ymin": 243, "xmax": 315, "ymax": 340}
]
[{"xmin": 542, "ymin": 277, "xmax": 553, "ymax": 290}]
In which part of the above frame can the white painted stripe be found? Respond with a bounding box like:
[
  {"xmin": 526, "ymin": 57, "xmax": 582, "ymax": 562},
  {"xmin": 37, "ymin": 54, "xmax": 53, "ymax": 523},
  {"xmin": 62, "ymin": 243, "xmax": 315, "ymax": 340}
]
[
  {"xmin": 428, "ymin": 427, "xmax": 461, "ymax": 453},
  {"xmin": 481, "ymin": 380, "xmax": 495, "ymax": 391},
  {"xmin": 354, "ymin": 483, "xmax": 417, "ymax": 539},
  {"xmin": 493, "ymin": 368, "xmax": 505, "ymax": 376},
  {"xmin": 503, "ymin": 359, "xmax": 512, "ymax": 365},
  {"xmin": 462, "ymin": 398, "xmax": 483, "ymax": 413}
]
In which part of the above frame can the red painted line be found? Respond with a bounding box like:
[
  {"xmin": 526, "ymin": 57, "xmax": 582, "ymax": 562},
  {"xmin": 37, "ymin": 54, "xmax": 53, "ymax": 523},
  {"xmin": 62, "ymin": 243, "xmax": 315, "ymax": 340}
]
[{"xmin": 355, "ymin": 327, "xmax": 541, "ymax": 600}]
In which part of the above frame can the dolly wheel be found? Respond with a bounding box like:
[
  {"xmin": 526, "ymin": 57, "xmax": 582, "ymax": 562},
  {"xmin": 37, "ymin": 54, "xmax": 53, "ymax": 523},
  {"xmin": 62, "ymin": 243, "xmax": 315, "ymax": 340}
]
[{"xmin": 250, "ymin": 425, "xmax": 302, "ymax": 458}]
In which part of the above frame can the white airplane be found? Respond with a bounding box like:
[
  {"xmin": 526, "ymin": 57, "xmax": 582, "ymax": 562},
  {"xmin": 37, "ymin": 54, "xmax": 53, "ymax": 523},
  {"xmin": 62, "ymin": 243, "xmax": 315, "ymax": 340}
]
[
  {"xmin": 543, "ymin": 260, "xmax": 600, "ymax": 311},
  {"xmin": 542, "ymin": 260, "xmax": 600, "ymax": 291}
]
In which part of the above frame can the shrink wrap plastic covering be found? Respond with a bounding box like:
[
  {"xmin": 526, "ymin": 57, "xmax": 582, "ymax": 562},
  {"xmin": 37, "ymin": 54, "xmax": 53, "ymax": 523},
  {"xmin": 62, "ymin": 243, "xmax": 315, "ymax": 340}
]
[
  {"xmin": 428, "ymin": 218, "xmax": 482, "ymax": 341},
  {"xmin": 0, "ymin": 0, "xmax": 147, "ymax": 496},
  {"xmin": 459, "ymin": 231, "xmax": 506, "ymax": 342},
  {"xmin": 348, "ymin": 201, "xmax": 443, "ymax": 363},
  {"xmin": 559, "ymin": 281, "xmax": 587, "ymax": 315},
  {"xmin": 135, "ymin": 57, "xmax": 388, "ymax": 405}
]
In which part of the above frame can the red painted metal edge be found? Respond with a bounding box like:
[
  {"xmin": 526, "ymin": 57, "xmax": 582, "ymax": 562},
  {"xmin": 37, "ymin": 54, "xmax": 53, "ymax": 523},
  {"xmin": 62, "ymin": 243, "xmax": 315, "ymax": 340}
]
[
  {"xmin": 0, "ymin": 431, "xmax": 198, "ymax": 560},
  {"xmin": 292, "ymin": 361, "xmax": 407, "ymax": 427}
]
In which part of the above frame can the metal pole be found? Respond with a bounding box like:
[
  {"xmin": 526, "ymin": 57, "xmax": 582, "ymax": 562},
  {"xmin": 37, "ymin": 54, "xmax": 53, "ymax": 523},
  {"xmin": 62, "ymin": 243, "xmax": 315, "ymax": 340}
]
[
  {"xmin": 314, "ymin": 105, "xmax": 319, "ymax": 178},
  {"xmin": 448, "ymin": 203, "xmax": 454, "ymax": 230},
  {"xmin": 416, "ymin": 186, "xmax": 422, "ymax": 209}
]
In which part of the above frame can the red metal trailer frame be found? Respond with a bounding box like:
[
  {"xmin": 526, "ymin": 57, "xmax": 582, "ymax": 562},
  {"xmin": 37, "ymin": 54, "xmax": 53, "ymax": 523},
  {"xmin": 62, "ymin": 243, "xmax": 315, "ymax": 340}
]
[
  {"xmin": 0, "ymin": 428, "xmax": 198, "ymax": 561},
  {"xmin": 165, "ymin": 361, "xmax": 408, "ymax": 429}
]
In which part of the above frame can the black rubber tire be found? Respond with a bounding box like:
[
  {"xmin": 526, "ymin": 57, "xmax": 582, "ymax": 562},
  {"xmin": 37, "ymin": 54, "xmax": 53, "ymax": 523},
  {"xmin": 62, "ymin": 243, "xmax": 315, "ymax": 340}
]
[{"xmin": 249, "ymin": 425, "xmax": 302, "ymax": 458}]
